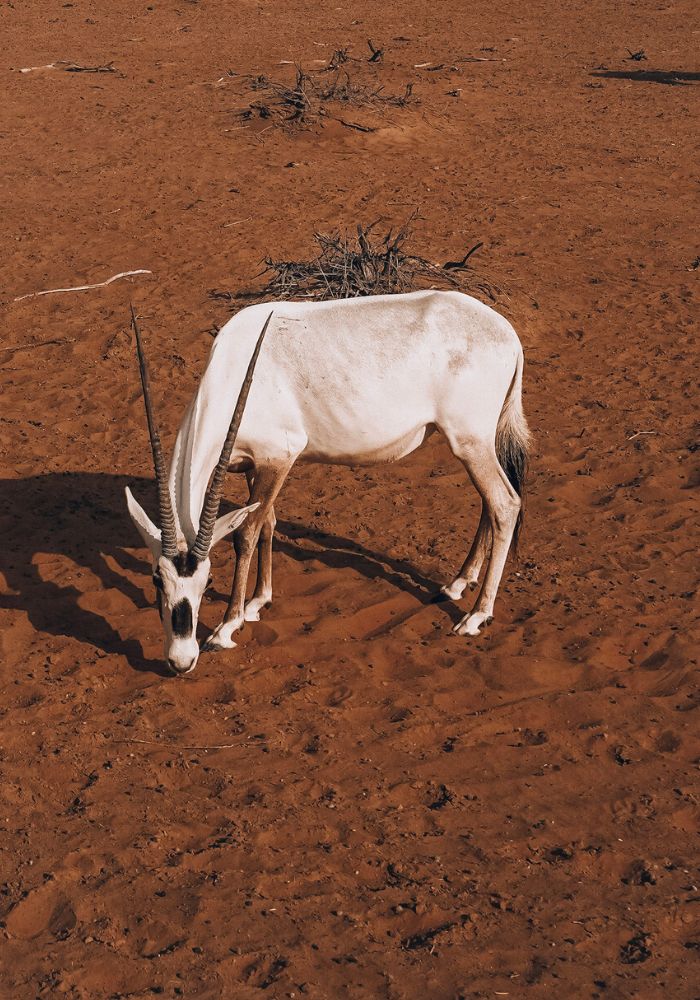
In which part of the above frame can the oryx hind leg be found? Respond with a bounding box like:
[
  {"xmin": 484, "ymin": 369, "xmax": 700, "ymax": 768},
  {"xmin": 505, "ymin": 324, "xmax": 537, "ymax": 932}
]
[
  {"xmin": 244, "ymin": 506, "xmax": 276, "ymax": 622},
  {"xmin": 240, "ymin": 469, "xmax": 276, "ymax": 622},
  {"xmin": 446, "ymin": 439, "xmax": 520, "ymax": 637},
  {"xmin": 441, "ymin": 504, "xmax": 492, "ymax": 600},
  {"xmin": 203, "ymin": 461, "xmax": 292, "ymax": 651}
]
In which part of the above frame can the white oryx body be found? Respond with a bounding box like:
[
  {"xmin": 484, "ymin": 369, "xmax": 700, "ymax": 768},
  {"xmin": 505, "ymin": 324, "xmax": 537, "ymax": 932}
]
[{"xmin": 127, "ymin": 290, "xmax": 530, "ymax": 674}]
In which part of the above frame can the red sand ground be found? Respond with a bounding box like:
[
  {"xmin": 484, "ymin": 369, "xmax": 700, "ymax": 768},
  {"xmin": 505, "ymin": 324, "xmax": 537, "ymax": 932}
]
[{"xmin": 1, "ymin": 2, "xmax": 698, "ymax": 998}]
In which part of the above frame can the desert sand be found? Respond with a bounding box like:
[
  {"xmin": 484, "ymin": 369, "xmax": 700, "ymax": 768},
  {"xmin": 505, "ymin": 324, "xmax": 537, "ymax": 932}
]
[{"xmin": 1, "ymin": 1, "xmax": 698, "ymax": 997}]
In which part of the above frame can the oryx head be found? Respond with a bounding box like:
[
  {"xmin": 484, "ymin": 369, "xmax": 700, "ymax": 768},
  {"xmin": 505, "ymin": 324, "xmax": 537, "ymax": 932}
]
[{"xmin": 125, "ymin": 305, "xmax": 271, "ymax": 675}]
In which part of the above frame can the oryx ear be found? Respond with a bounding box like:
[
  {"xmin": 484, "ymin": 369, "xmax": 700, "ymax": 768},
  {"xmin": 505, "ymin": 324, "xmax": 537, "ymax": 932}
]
[
  {"xmin": 210, "ymin": 502, "xmax": 261, "ymax": 550},
  {"xmin": 125, "ymin": 487, "xmax": 162, "ymax": 560}
]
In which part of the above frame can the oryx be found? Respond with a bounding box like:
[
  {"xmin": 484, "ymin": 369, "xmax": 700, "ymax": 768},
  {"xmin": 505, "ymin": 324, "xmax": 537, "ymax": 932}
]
[{"xmin": 126, "ymin": 290, "xmax": 530, "ymax": 675}]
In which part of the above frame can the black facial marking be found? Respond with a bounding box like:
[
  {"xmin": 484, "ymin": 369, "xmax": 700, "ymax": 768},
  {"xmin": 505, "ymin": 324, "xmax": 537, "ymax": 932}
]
[
  {"xmin": 152, "ymin": 573, "xmax": 164, "ymax": 619},
  {"xmin": 172, "ymin": 551, "xmax": 200, "ymax": 577},
  {"xmin": 171, "ymin": 599, "xmax": 193, "ymax": 637}
]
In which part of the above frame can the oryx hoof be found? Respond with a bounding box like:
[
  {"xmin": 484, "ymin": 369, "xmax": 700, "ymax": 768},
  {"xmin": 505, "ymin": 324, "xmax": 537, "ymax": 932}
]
[
  {"xmin": 244, "ymin": 597, "xmax": 272, "ymax": 622},
  {"xmin": 200, "ymin": 639, "xmax": 230, "ymax": 654},
  {"xmin": 453, "ymin": 611, "xmax": 494, "ymax": 637},
  {"xmin": 439, "ymin": 582, "xmax": 466, "ymax": 602},
  {"xmin": 202, "ymin": 620, "xmax": 242, "ymax": 651},
  {"xmin": 201, "ymin": 637, "xmax": 238, "ymax": 653}
]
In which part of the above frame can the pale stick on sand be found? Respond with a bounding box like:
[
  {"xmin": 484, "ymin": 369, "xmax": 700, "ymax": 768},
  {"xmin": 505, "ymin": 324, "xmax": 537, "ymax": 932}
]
[{"xmin": 14, "ymin": 269, "xmax": 153, "ymax": 302}]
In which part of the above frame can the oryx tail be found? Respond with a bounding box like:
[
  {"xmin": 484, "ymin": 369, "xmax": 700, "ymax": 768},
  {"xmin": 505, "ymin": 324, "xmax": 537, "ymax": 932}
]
[{"xmin": 495, "ymin": 347, "xmax": 530, "ymax": 551}]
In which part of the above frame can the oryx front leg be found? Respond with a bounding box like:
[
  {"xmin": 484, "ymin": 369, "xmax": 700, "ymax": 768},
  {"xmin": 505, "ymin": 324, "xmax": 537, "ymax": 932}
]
[
  {"xmin": 450, "ymin": 444, "xmax": 520, "ymax": 637},
  {"xmin": 203, "ymin": 463, "xmax": 291, "ymax": 653}
]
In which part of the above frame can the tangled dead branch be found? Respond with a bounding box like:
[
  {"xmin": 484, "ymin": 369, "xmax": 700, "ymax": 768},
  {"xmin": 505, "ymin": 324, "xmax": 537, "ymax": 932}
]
[
  {"xmin": 322, "ymin": 48, "xmax": 353, "ymax": 72},
  {"xmin": 236, "ymin": 66, "xmax": 416, "ymax": 128},
  {"xmin": 254, "ymin": 221, "xmax": 495, "ymax": 301}
]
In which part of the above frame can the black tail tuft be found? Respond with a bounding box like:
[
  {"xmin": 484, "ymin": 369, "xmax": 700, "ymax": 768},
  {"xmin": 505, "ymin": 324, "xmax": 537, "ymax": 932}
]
[
  {"xmin": 498, "ymin": 435, "xmax": 528, "ymax": 552},
  {"xmin": 495, "ymin": 350, "xmax": 530, "ymax": 555}
]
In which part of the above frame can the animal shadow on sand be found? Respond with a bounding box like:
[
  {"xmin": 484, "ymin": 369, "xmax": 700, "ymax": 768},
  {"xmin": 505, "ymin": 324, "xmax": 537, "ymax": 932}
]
[
  {"xmin": 590, "ymin": 69, "xmax": 700, "ymax": 86},
  {"xmin": 0, "ymin": 473, "xmax": 459, "ymax": 674}
]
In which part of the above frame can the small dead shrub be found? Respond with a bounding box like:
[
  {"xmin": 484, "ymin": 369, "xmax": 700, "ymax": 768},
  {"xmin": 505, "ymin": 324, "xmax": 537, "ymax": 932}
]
[
  {"xmin": 257, "ymin": 220, "xmax": 491, "ymax": 301},
  {"xmin": 236, "ymin": 66, "xmax": 417, "ymax": 129},
  {"xmin": 239, "ymin": 67, "xmax": 314, "ymax": 124}
]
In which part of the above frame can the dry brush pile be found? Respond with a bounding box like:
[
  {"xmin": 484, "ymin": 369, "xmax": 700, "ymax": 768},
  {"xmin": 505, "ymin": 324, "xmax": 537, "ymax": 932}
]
[
  {"xmin": 211, "ymin": 221, "xmax": 497, "ymax": 306},
  {"xmin": 260, "ymin": 222, "xmax": 472, "ymax": 299},
  {"xmin": 234, "ymin": 64, "xmax": 416, "ymax": 131}
]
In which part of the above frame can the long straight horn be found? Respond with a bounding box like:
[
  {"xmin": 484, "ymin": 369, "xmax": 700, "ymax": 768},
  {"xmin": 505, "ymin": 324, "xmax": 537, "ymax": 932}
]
[
  {"xmin": 130, "ymin": 304, "xmax": 179, "ymax": 560},
  {"xmin": 191, "ymin": 311, "xmax": 273, "ymax": 562}
]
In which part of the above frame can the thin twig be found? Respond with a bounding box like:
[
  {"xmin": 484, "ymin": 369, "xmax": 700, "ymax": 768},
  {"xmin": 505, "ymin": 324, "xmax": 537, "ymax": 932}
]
[
  {"xmin": 18, "ymin": 60, "xmax": 117, "ymax": 73},
  {"xmin": 627, "ymin": 430, "xmax": 657, "ymax": 440},
  {"xmin": 454, "ymin": 56, "xmax": 503, "ymax": 63},
  {"xmin": 18, "ymin": 62, "xmax": 60, "ymax": 73},
  {"xmin": 0, "ymin": 337, "xmax": 75, "ymax": 355},
  {"xmin": 338, "ymin": 118, "xmax": 376, "ymax": 132},
  {"xmin": 367, "ymin": 39, "xmax": 384, "ymax": 63},
  {"xmin": 64, "ymin": 61, "xmax": 116, "ymax": 73},
  {"xmin": 222, "ymin": 217, "xmax": 252, "ymax": 228},
  {"xmin": 443, "ymin": 242, "xmax": 483, "ymax": 270},
  {"xmin": 111, "ymin": 737, "xmax": 257, "ymax": 751},
  {"xmin": 14, "ymin": 269, "xmax": 152, "ymax": 302}
]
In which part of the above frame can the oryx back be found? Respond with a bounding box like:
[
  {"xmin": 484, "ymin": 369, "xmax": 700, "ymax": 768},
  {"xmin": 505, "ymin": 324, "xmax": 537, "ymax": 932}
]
[{"xmin": 173, "ymin": 289, "xmax": 521, "ymax": 516}]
